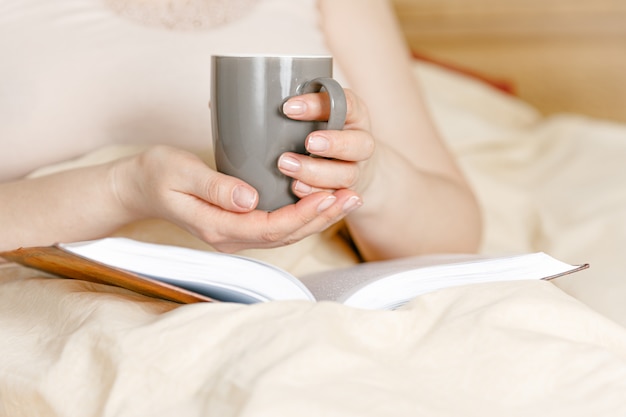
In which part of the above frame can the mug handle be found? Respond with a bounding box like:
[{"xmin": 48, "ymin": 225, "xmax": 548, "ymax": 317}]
[{"xmin": 299, "ymin": 77, "xmax": 347, "ymax": 131}]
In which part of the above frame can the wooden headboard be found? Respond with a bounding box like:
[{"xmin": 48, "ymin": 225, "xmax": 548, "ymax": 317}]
[{"xmin": 392, "ymin": 0, "xmax": 626, "ymax": 123}]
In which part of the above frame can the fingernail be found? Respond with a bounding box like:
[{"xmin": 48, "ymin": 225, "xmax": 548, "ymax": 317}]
[
  {"xmin": 317, "ymin": 195, "xmax": 336, "ymax": 213},
  {"xmin": 294, "ymin": 180, "xmax": 312, "ymax": 194},
  {"xmin": 307, "ymin": 135, "xmax": 329, "ymax": 153},
  {"xmin": 342, "ymin": 196, "xmax": 363, "ymax": 214},
  {"xmin": 233, "ymin": 185, "xmax": 257, "ymax": 210},
  {"xmin": 282, "ymin": 100, "xmax": 307, "ymax": 116},
  {"xmin": 278, "ymin": 155, "xmax": 301, "ymax": 172}
]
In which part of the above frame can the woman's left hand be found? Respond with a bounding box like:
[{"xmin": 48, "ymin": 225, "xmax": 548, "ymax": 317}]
[{"xmin": 278, "ymin": 89, "xmax": 376, "ymax": 202}]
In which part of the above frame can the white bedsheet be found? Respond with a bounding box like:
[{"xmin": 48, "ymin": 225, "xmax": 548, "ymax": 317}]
[
  {"xmin": 2, "ymin": 265, "xmax": 626, "ymax": 417},
  {"xmin": 2, "ymin": 61, "xmax": 626, "ymax": 416},
  {"xmin": 417, "ymin": 61, "xmax": 626, "ymax": 326}
]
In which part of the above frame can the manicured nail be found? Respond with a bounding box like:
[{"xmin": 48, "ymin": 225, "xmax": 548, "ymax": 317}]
[
  {"xmin": 233, "ymin": 185, "xmax": 257, "ymax": 210},
  {"xmin": 278, "ymin": 155, "xmax": 301, "ymax": 172},
  {"xmin": 342, "ymin": 196, "xmax": 363, "ymax": 214},
  {"xmin": 294, "ymin": 180, "xmax": 312, "ymax": 194},
  {"xmin": 317, "ymin": 195, "xmax": 336, "ymax": 213},
  {"xmin": 306, "ymin": 135, "xmax": 329, "ymax": 153},
  {"xmin": 282, "ymin": 100, "xmax": 307, "ymax": 116}
]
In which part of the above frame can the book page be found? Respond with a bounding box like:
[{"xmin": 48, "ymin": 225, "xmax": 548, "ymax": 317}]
[
  {"xmin": 300, "ymin": 254, "xmax": 482, "ymax": 306},
  {"xmin": 300, "ymin": 253, "xmax": 586, "ymax": 310},
  {"xmin": 5, "ymin": 238, "xmax": 585, "ymax": 308},
  {"xmin": 60, "ymin": 238, "xmax": 315, "ymax": 303}
]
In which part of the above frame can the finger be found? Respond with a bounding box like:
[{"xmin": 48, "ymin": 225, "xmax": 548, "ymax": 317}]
[
  {"xmin": 282, "ymin": 92, "xmax": 331, "ymax": 122},
  {"xmin": 175, "ymin": 156, "xmax": 259, "ymax": 212},
  {"xmin": 291, "ymin": 179, "xmax": 334, "ymax": 198},
  {"xmin": 199, "ymin": 175, "xmax": 259, "ymax": 212},
  {"xmin": 185, "ymin": 191, "xmax": 336, "ymax": 247},
  {"xmin": 269, "ymin": 189, "xmax": 362, "ymax": 245},
  {"xmin": 282, "ymin": 89, "xmax": 369, "ymax": 130},
  {"xmin": 278, "ymin": 152, "xmax": 360, "ymax": 191},
  {"xmin": 186, "ymin": 190, "xmax": 361, "ymax": 253},
  {"xmin": 255, "ymin": 189, "xmax": 362, "ymax": 246},
  {"xmin": 304, "ymin": 129, "xmax": 375, "ymax": 161}
]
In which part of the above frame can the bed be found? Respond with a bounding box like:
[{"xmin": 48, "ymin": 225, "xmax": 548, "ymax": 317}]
[{"xmin": 2, "ymin": 3, "xmax": 626, "ymax": 416}]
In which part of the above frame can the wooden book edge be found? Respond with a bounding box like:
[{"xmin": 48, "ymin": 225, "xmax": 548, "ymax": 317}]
[
  {"xmin": 543, "ymin": 263, "xmax": 590, "ymax": 280},
  {"xmin": 0, "ymin": 245, "xmax": 215, "ymax": 304},
  {"xmin": 1, "ymin": 245, "xmax": 590, "ymax": 305}
]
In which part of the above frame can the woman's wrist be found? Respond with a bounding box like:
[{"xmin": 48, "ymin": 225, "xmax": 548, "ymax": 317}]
[
  {"xmin": 106, "ymin": 153, "xmax": 147, "ymax": 226},
  {"xmin": 347, "ymin": 143, "xmax": 398, "ymax": 217},
  {"xmin": 344, "ymin": 143, "xmax": 482, "ymax": 260}
]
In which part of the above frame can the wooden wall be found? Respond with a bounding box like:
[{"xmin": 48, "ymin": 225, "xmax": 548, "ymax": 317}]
[{"xmin": 391, "ymin": 0, "xmax": 626, "ymax": 122}]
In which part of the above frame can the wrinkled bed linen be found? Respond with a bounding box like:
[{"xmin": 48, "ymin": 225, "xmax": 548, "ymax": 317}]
[
  {"xmin": 2, "ymin": 61, "xmax": 626, "ymax": 416},
  {"xmin": 2, "ymin": 265, "xmax": 626, "ymax": 417},
  {"xmin": 415, "ymin": 62, "xmax": 626, "ymax": 326}
]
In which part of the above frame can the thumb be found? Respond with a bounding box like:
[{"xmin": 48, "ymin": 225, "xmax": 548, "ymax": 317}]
[
  {"xmin": 229, "ymin": 182, "xmax": 259, "ymax": 211},
  {"xmin": 148, "ymin": 147, "xmax": 259, "ymax": 213},
  {"xmin": 186, "ymin": 163, "xmax": 259, "ymax": 212},
  {"xmin": 207, "ymin": 174, "xmax": 259, "ymax": 212}
]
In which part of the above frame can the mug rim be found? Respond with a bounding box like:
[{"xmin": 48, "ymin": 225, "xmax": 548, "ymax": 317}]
[{"xmin": 212, "ymin": 53, "xmax": 332, "ymax": 59}]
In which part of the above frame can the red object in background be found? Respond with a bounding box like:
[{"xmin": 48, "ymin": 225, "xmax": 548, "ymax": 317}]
[{"xmin": 412, "ymin": 50, "xmax": 517, "ymax": 96}]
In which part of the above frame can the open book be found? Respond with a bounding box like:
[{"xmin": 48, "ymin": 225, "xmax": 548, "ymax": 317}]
[{"xmin": 1, "ymin": 238, "xmax": 588, "ymax": 310}]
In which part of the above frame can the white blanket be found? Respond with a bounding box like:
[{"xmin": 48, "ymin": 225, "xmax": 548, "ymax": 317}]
[
  {"xmin": 2, "ymin": 62, "xmax": 626, "ymax": 416},
  {"xmin": 417, "ymin": 61, "xmax": 626, "ymax": 325},
  {"xmin": 2, "ymin": 266, "xmax": 626, "ymax": 416}
]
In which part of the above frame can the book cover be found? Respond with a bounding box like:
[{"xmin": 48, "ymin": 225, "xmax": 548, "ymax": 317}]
[{"xmin": 1, "ymin": 238, "xmax": 589, "ymax": 309}]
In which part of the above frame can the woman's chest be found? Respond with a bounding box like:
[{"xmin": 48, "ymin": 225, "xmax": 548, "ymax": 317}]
[{"xmin": 0, "ymin": 0, "xmax": 326, "ymax": 179}]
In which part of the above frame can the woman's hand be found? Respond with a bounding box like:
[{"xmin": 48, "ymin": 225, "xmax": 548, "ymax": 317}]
[
  {"xmin": 112, "ymin": 146, "xmax": 361, "ymax": 253},
  {"xmin": 0, "ymin": 91, "xmax": 372, "ymax": 253},
  {"xmin": 111, "ymin": 90, "xmax": 374, "ymax": 253},
  {"xmin": 278, "ymin": 89, "xmax": 376, "ymax": 200}
]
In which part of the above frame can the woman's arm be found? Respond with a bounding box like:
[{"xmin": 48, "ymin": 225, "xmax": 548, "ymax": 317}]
[
  {"xmin": 318, "ymin": 0, "xmax": 482, "ymax": 260},
  {"xmin": 0, "ymin": 146, "xmax": 359, "ymax": 252},
  {"xmin": 0, "ymin": 0, "xmax": 479, "ymax": 258}
]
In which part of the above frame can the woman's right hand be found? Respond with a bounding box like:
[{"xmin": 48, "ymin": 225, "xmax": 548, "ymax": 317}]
[{"xmin": 112, "ymin": 145, "xmax": 360, "ymax": 253}]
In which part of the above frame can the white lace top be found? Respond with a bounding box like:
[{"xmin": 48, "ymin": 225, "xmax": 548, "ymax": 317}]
[
  {"xmin": 0, "ymin": 0, "xmax": 359, "ymax": 273},
  {"xmin": 0, "ymin": 0, "xmax": 339, "ymax": 179}
]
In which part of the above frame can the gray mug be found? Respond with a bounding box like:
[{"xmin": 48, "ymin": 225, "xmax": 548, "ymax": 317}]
[{"xmin": 210, "ymin": 55, "xmax": 347, "ymax": 211}]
